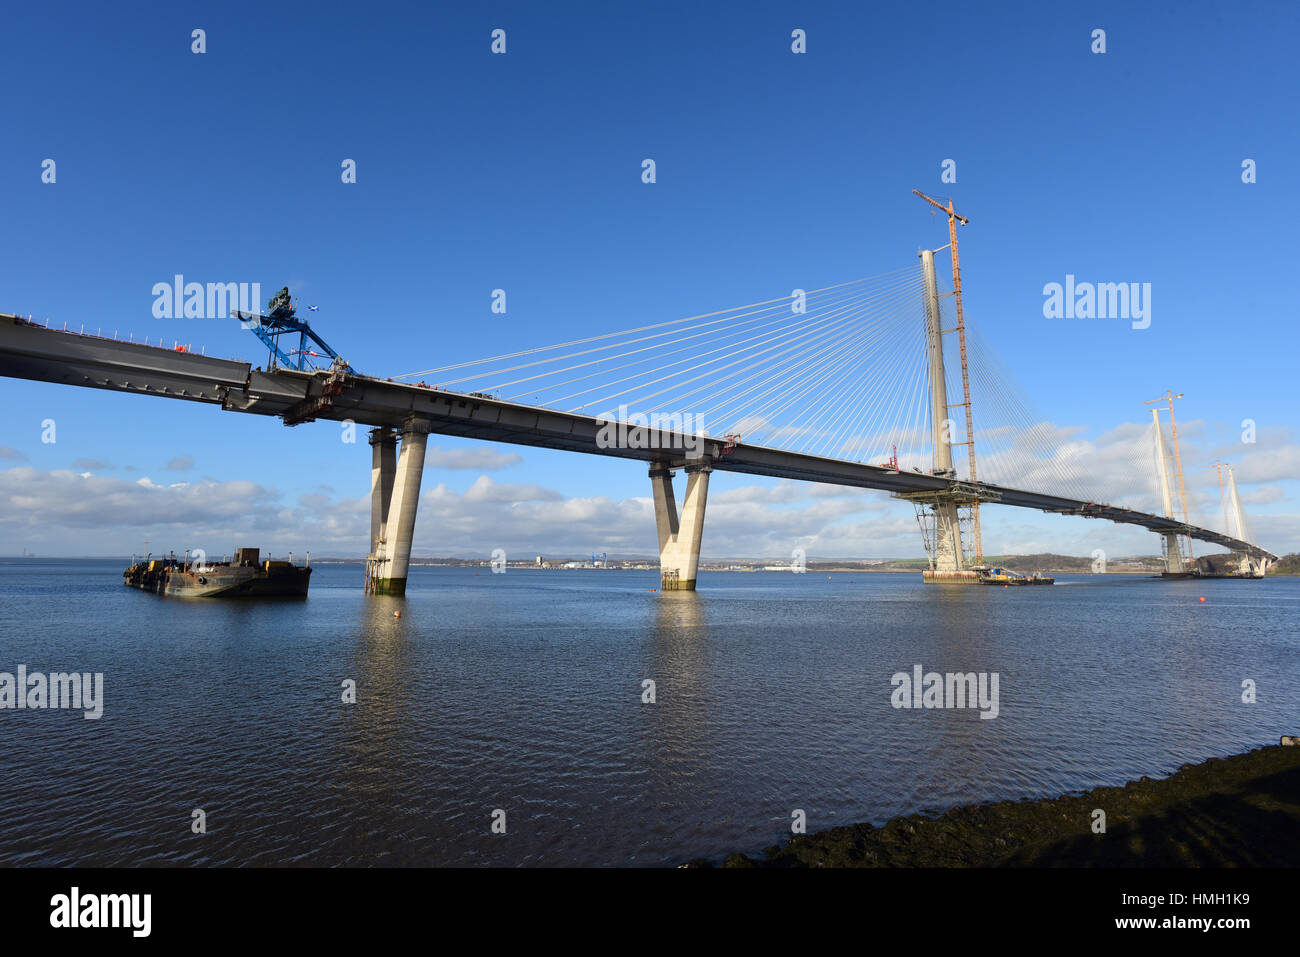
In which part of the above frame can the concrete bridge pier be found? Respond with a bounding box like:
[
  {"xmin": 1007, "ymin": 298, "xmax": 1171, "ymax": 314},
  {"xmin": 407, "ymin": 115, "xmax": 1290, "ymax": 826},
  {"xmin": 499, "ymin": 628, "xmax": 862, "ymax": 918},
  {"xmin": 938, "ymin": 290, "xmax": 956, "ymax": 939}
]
[
  {"xmin": 1235, "ymin": 553, "xmax": 1269, "ymax": 578},
  {"xmin": 367, "ymin": 415, "xmax": 431, "ymax": 595},
  {"xmin": 924, "ymin": 502, "xmax": 975, "ymax": 583},
  {"xmin": 368, "ymin": 427, "xmax": 397, "ymax": 557},
  {"xmin": 1159, "ymin": 532, "xmax": 1187, "ymax": 575},
  {"xmin": 651, "ymin": 459, "xmax": 712, "ymax": 590}
]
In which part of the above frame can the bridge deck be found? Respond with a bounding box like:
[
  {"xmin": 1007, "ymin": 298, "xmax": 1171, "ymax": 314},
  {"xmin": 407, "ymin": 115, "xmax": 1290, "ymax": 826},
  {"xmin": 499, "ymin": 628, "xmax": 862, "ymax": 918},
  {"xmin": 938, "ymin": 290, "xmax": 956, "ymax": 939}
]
[{"xmin": 0, "ymin": 313, "xmax": 1276, "ymax": 562}]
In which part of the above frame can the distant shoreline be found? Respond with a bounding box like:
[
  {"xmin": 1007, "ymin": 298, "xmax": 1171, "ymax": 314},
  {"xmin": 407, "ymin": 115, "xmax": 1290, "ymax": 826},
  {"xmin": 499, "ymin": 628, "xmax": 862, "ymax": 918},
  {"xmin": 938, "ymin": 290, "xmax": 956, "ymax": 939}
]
[{"xmin": 1, "ymin": 556, "xmax": 1295, "ymax": 575}]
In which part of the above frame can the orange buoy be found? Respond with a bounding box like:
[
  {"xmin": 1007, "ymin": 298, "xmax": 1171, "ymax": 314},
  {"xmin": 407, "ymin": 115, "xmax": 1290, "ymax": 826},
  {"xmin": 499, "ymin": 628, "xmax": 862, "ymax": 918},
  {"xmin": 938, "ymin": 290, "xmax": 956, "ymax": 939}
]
[
  {"xmin": 1199, "ymin": 596, "xmax": 1206, "ymax": 602},
  {"xmin": 394, "ymin": 610, "xmax": 401, "ymax": 618}
]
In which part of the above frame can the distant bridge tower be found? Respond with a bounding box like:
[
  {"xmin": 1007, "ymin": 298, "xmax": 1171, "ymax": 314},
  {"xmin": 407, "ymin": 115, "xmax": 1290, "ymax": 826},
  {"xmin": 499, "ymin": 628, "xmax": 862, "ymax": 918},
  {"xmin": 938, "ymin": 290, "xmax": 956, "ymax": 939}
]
[
  {"xmin": 1226, "ymin": 466, "xmax": 1269, "ymax": 577},
  {"xmin": 1147, "ymin": 392, "xmax": 1197, "ymax": 574},
  {"xmin": 898, "ymin": 248, "xmax": 983, "ymax": 583},
  {"xmin": 1149, "ymin": 407, "xmax": 1189, "ymax": 575}
]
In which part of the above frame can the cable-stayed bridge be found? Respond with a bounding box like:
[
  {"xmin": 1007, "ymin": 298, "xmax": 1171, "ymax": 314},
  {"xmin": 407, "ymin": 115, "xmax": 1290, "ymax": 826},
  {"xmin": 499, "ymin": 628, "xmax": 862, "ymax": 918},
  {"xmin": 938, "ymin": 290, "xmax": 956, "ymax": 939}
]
[{"xmin": 0, "ymin": 249, "xmax": 1277, "ymax": 592}]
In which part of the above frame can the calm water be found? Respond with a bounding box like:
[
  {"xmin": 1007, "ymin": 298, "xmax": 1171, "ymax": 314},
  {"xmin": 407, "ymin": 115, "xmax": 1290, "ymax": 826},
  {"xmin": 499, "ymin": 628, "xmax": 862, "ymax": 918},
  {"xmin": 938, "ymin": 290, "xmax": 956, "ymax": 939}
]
[{"xmin": 0, "ymin": 560, "xmax": 1295, "ymax": 867}]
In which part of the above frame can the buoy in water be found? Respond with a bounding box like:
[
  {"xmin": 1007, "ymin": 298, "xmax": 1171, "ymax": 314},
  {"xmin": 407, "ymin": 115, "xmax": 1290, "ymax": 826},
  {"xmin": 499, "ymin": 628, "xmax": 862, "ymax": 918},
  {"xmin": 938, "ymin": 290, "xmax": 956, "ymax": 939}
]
[
  {"xmin": 394, "ymin": 610, "xmax": 402, "ymax": 618},
  {"xmin": 1199, "ymin": 596, "xmax": 1206, "ymax": 602}
]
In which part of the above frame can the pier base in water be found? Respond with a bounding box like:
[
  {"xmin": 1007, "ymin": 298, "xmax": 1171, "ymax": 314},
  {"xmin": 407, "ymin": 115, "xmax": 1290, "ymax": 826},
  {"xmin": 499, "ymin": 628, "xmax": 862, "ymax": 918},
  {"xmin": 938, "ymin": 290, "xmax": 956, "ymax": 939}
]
[
  {"xmin": 651, "ymin": 460, "xmax": 710, "ymax": 593},
  {"xmin": 922, "ymin": 570, "xmax": 981, "ymax": 585},
  {"xmin": 364, "ymin": 415, "xmax": 430, "ymax": 596}
]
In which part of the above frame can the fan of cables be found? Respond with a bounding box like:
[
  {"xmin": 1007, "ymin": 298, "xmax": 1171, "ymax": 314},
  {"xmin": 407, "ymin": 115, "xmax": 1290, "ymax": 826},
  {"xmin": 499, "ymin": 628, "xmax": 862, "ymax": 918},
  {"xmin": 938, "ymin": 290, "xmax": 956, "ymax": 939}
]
[
  {"xmin": 396, "ymin": 262, "xmax": 1130, "ymax": 504},
  {"xmin": 397, "ymin": 266, "xmax": 937, "ymax": 467}
]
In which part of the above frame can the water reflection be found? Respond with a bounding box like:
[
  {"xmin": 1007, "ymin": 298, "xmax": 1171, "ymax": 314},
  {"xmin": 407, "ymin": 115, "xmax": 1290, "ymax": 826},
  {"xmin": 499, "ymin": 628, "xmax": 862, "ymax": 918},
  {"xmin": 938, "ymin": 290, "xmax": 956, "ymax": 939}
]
[
  {"xmin": 330, "ymin": 594, "xmax": 415, "ymax": 861},
  {"xmin": 926, "ymin": 588, "xmax": 1000, "ymax": 789},
  {"xmin": 645, "ymin": 589, "xmax": 711, "ymax": 754},
  {"xmin": 636, "ymin": 591, "xmax": 714, "ymax": 849}
]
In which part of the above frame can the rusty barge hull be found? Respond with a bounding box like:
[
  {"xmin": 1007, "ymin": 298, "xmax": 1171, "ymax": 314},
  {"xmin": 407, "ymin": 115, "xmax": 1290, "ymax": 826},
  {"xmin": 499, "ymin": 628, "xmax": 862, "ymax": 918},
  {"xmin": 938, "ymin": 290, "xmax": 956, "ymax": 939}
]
[{"xmin": 123, "ymin": 547, "xmax": 311, "ymax": 599}]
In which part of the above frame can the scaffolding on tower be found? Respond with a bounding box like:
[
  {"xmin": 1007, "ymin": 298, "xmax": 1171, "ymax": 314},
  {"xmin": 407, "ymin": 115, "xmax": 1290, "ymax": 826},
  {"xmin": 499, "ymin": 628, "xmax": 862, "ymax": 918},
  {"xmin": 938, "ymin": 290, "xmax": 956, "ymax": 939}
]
[{"xmin": 913, "ymin": 189, "xmax": 983, "ymax": 564}]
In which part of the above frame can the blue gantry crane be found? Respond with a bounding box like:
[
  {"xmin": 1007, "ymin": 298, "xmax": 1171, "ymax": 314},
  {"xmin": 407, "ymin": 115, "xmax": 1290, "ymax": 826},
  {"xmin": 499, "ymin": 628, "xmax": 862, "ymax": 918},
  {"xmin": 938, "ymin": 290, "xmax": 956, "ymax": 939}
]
[{"xmin": 233, "ymin": 287, "xmax": 353, "ymax": 373}]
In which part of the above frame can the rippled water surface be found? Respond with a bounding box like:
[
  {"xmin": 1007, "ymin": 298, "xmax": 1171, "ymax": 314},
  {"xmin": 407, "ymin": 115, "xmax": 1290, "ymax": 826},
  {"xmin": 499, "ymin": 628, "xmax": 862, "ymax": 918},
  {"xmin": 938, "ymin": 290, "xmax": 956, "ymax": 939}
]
[{"xmin": 0, "ymin": 560, "xmax": 1295, "ymax": 866}]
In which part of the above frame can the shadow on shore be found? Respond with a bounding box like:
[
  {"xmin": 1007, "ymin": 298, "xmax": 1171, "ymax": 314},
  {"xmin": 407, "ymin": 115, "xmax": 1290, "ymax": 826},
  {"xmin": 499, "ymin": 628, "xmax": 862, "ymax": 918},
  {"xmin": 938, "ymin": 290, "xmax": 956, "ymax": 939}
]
[{"xmin": 708, "ymin": 745, "xmax": 1300, "ymax": 868}]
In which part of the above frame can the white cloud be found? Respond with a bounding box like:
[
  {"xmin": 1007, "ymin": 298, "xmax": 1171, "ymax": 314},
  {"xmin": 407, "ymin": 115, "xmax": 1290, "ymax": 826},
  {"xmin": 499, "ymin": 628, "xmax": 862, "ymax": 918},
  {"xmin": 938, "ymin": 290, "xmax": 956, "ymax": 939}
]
[
  {"xmin": 460, "ymin": 475, "xmax": 562, "ymax": 503},
  {"xmin": 425, "ymin": 446, "xmax": 521, "ymax": 470},
  {"xmin": 71, "ymin": 457, "xmax": 113, "ymax": 471},
  {"xmin": 2, "ymin": 408, "xmax": 1298, "ymax": 559},
  {"xmin": 1231, "ymin": 445, "xmax": 1300, "ymax": 485},
  {"xmin": 1241, "ymin": 485, "xmax": 1286, "ymax": 505}
]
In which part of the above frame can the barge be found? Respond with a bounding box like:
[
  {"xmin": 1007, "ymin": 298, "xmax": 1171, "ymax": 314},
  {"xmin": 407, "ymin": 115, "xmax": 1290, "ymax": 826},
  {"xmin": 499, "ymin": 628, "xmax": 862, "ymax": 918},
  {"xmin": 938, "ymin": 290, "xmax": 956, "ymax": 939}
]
[
  {"xmin": 123, "ymin": 547, "xmax": 311, "ymax": 598},
  {"xmin": 978, "ymin": 566, "xmax": 1055, "ymax": 586}
]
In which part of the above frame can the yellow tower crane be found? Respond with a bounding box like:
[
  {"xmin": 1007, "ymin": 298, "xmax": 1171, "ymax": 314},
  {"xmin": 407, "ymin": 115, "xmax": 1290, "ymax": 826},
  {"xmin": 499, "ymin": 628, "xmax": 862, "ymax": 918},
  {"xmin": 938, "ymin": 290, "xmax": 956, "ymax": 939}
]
[{"xmin": 913, "ymin": 189, "xmax": 981, "ymax": 563}]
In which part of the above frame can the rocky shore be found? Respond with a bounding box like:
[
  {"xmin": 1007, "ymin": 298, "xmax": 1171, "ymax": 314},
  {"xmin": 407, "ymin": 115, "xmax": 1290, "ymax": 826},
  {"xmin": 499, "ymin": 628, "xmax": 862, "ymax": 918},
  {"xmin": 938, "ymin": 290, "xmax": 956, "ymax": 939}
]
[{"xmin": 702, "ymin": 743, "xmax": 1300, "ymax": 867}]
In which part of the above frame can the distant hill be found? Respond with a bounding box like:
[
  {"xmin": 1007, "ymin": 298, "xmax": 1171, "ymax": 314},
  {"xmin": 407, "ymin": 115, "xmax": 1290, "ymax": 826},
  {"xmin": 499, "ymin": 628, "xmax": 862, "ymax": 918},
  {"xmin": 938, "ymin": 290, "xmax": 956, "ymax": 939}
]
[
  {"xmin": 984, "ymin": 553, "xmax": 1092, "ymax": 573},
  {"xmin": 983, "ymin": 553, "xmax": 1161, "ymax": 574},
  {"xmin": 799, "ymin": 553, "xmax": 1165, "ymax": 574},
  {"xmin": 1268, "ymin": 553, "xmax": 1300, "ymax": 576},
  {"xmin": 1195, "ymin": 552, "xmax": 1246, "ymax": 575}
]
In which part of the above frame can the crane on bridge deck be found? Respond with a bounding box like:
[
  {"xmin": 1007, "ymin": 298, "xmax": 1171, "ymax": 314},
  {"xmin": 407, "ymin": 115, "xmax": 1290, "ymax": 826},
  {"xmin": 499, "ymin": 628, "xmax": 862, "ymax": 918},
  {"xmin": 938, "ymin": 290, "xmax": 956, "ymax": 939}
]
[
  {"xmin": 232, "ymin": 287, "xmax": 356, "ymax": 426},
  {"xmin": 232, "ymin": 286, "xmax": 353, "ymax": 375}
]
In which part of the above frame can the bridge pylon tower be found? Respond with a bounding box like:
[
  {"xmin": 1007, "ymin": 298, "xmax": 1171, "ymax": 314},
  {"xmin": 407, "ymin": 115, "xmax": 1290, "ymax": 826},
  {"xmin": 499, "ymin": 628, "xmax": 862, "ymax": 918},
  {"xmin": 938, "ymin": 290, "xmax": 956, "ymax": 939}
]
[
  {"xmin": 1149, "ymin": 407, "xmax": 1189, "ymax": 574},
  {"xmin": 1225, "ymin": 466, "xmax": 1268, "ymax": 577},
  {"xmin": 913, "ymin": 190, "xmax": 982, "ymax": 565},
  {"xmin": 896, "ymin": 247, "xmax": 989, "ymax": 583},
  {"xmin": 1147, "ymin": 396, "xmax": 1195, "ymax": 576}
]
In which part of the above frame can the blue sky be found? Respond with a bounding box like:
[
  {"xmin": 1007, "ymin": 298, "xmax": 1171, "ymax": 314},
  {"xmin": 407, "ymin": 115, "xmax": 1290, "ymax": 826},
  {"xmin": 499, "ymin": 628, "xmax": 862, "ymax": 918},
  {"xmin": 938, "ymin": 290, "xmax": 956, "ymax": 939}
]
[{"xmin": 2, "ymin": 1, "xmax": 1298, "ymax": 558}]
